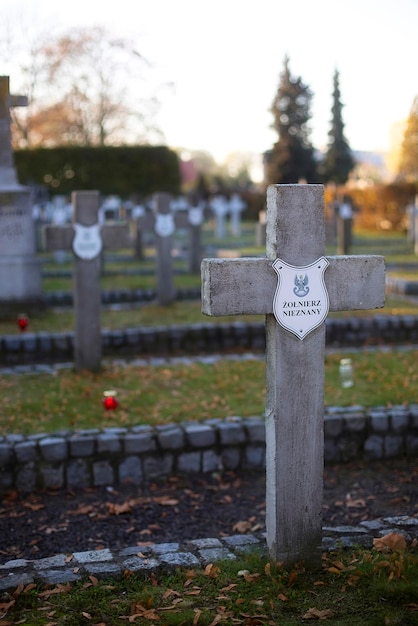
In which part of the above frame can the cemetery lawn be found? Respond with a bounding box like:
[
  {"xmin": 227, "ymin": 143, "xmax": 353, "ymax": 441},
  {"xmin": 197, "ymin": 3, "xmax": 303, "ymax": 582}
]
[
  {"xmin": 3, "ymin": 542, "xmax": 418, "ymax": 625},
  {"xmin": 0, "ymin": 349, "xmax": 416, "ymax": 436}
]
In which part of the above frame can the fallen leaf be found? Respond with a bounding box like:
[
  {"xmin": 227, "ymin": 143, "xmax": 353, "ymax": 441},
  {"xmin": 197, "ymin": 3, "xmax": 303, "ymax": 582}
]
[
  {"xmin": 193, "ymin": 608, "xmax": 202, "ymax": 624},
  {"xmin": 302, "ymin": 607, "xmax": 335, "ymax": 620},
  {"xmin": 153, "ymin": 496, "xmax": 179, "ymax": 506},
  {"xmin": 373, "ymin": 532, "xmax": 407, "ymax": 553},
  {"xmin": 105, "ymin": 501, "xmax": 133, "ymax": 515},
  {"xmin": 233, "ymin": 520, "xmax": 253, "ymax": 533},
  {"xmin": 204, "ymin": 563, "xmax": 220, "ymax": 579}
]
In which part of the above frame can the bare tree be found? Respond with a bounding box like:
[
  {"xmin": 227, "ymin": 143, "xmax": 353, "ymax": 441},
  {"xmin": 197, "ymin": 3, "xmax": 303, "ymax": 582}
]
[{"xmin": 11, "ymin": 26, "xmax": 167, "ymax": 148}]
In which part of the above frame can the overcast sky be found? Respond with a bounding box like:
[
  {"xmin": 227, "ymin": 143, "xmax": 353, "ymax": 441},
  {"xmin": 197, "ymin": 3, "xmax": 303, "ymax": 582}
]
[{"xmin": 3, "ymin": 0, "xmax": 417, "ymax": 164}]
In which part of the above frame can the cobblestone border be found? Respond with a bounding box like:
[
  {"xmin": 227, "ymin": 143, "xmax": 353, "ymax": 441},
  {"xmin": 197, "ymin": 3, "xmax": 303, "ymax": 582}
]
[
  {"xmin": 1, "ymin": 516, "xmax": 418, "ymax": 592},
  {"xmin": 1, "ymin": 405, "xmax": 417, "ymax": 494},
  {"xmin": 1, "ymin": 315, "xmax": 418, "ymax": 366}
]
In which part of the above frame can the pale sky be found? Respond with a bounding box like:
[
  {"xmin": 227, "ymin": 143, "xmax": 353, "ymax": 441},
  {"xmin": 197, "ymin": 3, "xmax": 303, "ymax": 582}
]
[{"xmin": 2, "ymin": 0, "xmax": 417, "ymax": 165}]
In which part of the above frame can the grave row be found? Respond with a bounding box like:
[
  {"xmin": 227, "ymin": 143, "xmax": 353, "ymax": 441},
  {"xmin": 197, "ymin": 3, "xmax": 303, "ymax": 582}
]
[
  {"xmin": 1, "ymin": 406, "xmax": 417, "ymax": 495},
  {"xmin": 1, "ymin": 315, "xmax": 418, "ymax": 368}
]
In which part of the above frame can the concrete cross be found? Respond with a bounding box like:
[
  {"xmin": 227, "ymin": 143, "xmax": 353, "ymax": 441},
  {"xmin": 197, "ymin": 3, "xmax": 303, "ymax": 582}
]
[
  {"xmin": 0, "ymin": 76, "xmax": 28, "ymax": 188},
  {"xmin": 201, "ymin": 184, "xmax": 385, "ymax": 567},
  {"xmin": 44, "ymin": 191, "xmax": 132, "ymax": 371}
]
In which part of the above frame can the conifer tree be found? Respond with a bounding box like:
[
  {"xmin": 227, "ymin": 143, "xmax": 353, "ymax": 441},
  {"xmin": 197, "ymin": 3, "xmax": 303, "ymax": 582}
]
[
  {"xmin": 322, "ymin": 70, "xmax": 354, "ymax": 184},
  {"xmin": 265, "ymin": 56, "xmax": 317, "ymax": 185},
  {"xmin": 398, "ymin": 96, "xmax": 418, "ymax": 183}
]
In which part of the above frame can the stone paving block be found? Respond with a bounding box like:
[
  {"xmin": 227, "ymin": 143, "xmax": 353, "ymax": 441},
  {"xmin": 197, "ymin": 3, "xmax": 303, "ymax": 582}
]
[
  {"xmin": 69, "ymin": 435, "xmax": 96, "ymax": 457},
  {"xmin": 324, "ymin": 440, "xmax": 340, "ymax": 463},
  {"xmin": 177, "ymin": 451, "xmax": 201, "ymax": 473},
  {"xmin": 0, "ymin": 444, "xmax": 11, "ymax": 466},
  {"xmin": 118, "ymin": 546, "xmax": 152, "ymax": 557},
  {"xmin": 16, "ymin": 463, "xmax": 37, "ymax": 492},
  {"xmin": 221, "ymin": 447, "xmax": 241, "ymax": 469},
  {"xmin": 14, "ymin": 441, "xmax": 37, "ymax": 463},
  {"xmin": 244, "ymin": 418, "xmax": 265, "ymax": 442},
  {"xmin": 142, "ymin": 454, "xmax": 173, "ymax": 478},
  {"xmin": 187, "ymin": 538, "xmax": 223, "ymax": 549},
  {"xmin": 383, "ymin": 516, "xmax": 418, "ymax": 527},
  {"xmin": 33, "ymin": 555, "xmax": 69, "ymax": 570},
  {"xmin": 0, "ymin": 559, "xmax": 31, "ymax": 569},
  {"xmin": 245, "ymin": 444, "xmax": 264, "ymax": 468},
  {"xmin": 370, "ymin": 414, "xmax": 389, "ymax": 433},
  {"xmin": 157, "ymin": 426, "xmax": 185, "ymax": 450},
  {"xmin": 184, "ymin": 424, "xmax": 216, "ymax": 448},
  {"xmin": 364, "ymin": 435, "xmax": 384, "ymax": 460},
  {"xmin": 324, "ymin": 416, "xmax": 344, "ymax": 437},
  {"xmin": 39, "ymin": 437, "xmax": 67, "ymax": 462},
  {"xmin": 406, "ymin": 434, "xmax": 418, "ymax": 454},
  {"xmin": 36, "ymin": 569, "xmax": 81, "ymax": 585},
  {"xmin": 122, "ymin": 557, "xmax": 160, "ymax": 571},
  {"xmin": 391, "ymin": 414, "xmax": 409, "ymax": 433},
  {"xmin": 152, "ymin": 543, "xmax": 180, "ymax": 555},
  {"xmin": 67, "ymin": 459, "xmax": 90, "ymax": 488},
  {"xmin": 199, "ymin": 548, "xmax": 236, "ymax": 564},
  {"xmin": 160, "ymin": 552, "xmax": 200, "ymax": 567},
  {"xmin": 72, "ymin": 549, "xmax": 113, "ymax": 563},
  {"xmin": 384, "ymin": 435, "xmax": 403, "ymax": 458},
  {"xmin": 93, "ymin": 461, "xmax": 114, "ymax": 486},
  {"xmin": 97, "ymin": 433, "xmax": 122, "ymax": 453},
  {"xmin": 0, "ymin": 573, "xmax": 34, "ymax": 591},
  {"xmin": 222, "ymin": 535, "xmax": 260, "ymax": 548},
  {"xmin": 119, "ymin": 456, "xmax": 142, "ymax": 484},
  {"xmin": 124, "ymin": 432, "xmax": 157, "ymax": 454},
  {"xmin": 40, "ymin": 463, "xmax": 64, "ymax": 489},
  {"xmin": 83, "ymin": 562, "xmax": 122, "ymax": 577},
  {"xmin": 218, "ymin": 422, "xmax": 246, "ymax": 445},
  {"xmin": 344, "ymin": 416, "xmax": 366, "ymax": 432},
  {"xmin": 202, "ymin": 449, "xmax": 221, "ymax": 472}
]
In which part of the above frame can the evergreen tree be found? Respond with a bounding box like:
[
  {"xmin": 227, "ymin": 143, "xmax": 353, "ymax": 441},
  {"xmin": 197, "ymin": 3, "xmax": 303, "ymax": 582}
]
[
  {"xmin": 265, "ymin": 56, "xmax": 317, "ymax": 185},
  {"xmin": 398, "ymin": 96, "xmax": 418, "ymax": 183},
  {"xmin": 322, "ymin": 70, "xmax": 355, "ymax": 184}
]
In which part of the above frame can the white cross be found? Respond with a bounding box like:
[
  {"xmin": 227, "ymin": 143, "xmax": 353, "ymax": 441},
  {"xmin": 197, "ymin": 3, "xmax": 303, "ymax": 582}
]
[{"xmin": 201, "ymin": 184, "xmax": 385, "ymax": 567}]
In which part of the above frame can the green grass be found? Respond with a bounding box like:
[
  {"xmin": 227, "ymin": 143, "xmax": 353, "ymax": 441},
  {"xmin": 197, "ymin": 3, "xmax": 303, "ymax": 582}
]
[
  {"xmin": 1, "ymin": 294, "xmax": 417, "ymax": 335},
  {"xmin": 3, "ymin": 544, "xmax": 418, "ymax": 625},
  {"xmin": 0, "ymin": 349, "xmax": 416, "ymax": 436}
]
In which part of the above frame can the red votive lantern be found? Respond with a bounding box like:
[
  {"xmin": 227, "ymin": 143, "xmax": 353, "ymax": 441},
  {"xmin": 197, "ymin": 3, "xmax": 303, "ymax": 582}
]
[
  {"xmin": 17, "ymin": 313, "xmax": 29, "ymax": 332},
  {"xmin": 102, "ymin": 390, "xmax": 118, "ymax": 410}
]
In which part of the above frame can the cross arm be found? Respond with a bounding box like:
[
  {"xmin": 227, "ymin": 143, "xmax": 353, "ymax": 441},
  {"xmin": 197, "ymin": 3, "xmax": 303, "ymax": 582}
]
[
  {"xmin": 201, "ymin": 255, "xmax": 385, "ymax": 316},
  {"xmin": 43, "ymin": 222, "xmax": 133, "ymax": 252}
]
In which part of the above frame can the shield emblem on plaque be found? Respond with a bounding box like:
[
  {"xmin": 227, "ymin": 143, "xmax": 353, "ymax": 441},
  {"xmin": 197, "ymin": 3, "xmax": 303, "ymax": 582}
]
[
  {"xmin": 272, "ymin": 257, "xmax": 329, "ymax": 340},
  {"xmin": 72, "ymin": 223, "xmax": 102, "ymax": 260},
  {"xmin": 155, "ymin": 214, "xmax": 175, "ymax": 237}
]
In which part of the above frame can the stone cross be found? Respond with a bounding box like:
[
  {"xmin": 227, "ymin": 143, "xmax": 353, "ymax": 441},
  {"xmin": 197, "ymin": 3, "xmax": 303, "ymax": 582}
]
[
  {"xmin": 201, "ymin": 184, "xmax": 385, "ymax": 567},
  {"xmin": 135, "ymin": 194, "xmax": 202, "ymax": 297},
  {"xmin": 0, "ymin": 76, "xmax": 28, "ymax": 188},
  {"xmin": 43, "ymin": 191, "xmax": 132, "ymax": 371}
]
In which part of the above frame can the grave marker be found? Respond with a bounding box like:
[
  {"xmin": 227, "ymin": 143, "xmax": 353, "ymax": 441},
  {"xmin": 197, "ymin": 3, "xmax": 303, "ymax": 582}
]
[
  {"xmin": 0, "ymin": 76, "xmax": 43, "ymax": 313},
  {"xmin": 44, "ymin": 191, "xmax": 132, "ymax": 371},
  {"xmin": 201, "ymin": 184, "xmax": 385, "ymax": 567}
]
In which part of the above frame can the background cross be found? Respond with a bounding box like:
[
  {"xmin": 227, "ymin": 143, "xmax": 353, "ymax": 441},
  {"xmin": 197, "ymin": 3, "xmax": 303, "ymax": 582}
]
[{"xmin": 0, "ymin": 76, "xmax": 28, "ymax": 187}]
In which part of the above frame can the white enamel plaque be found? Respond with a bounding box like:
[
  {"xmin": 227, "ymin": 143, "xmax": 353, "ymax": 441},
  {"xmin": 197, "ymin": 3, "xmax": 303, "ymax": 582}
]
[
  {"xmin": 188, "ymin": 207, "xmax": 203, "ymax": 226},
  {"xmin": 155, "ymin": 213, "xmax": 175, "ymax": 237},
  {"xmin": 72, "ymin": 223, "xmax": 102, "ymax": 260},
  {"xmin": 272, "ymin": 257, "xmax": 329, "ymax": 340}
]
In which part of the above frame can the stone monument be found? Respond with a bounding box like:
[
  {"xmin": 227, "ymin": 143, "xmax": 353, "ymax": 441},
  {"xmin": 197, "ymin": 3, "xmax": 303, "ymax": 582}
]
[{"xmin": 0, "ymin": 76, "xmax": 42, "ymax": 316}]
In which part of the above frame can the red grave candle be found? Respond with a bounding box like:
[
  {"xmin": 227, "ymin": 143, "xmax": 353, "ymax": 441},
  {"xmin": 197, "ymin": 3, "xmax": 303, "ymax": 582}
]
[
  {"xmin": 17, "ymin": 314, "xmax": 29, "ymax": 331},
  {"xmin": 102, "ymin": 390, "xmax": 118, "ymax": 410}
]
